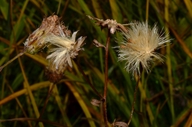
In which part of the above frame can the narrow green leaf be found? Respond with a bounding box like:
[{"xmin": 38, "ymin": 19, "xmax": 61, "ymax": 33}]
[{"xmin": 0, "ymin": 0, "xmax": 9, "ymax": 20}]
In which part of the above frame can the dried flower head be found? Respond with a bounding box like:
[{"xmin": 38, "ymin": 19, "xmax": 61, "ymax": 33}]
[
  {"xmin": 112, "ymin": 120, "xmax": 128, "ymax": 127},
  {"xmin": 87, "ymin": 15, "xmax": 128, "ymax": 34},
  {"xmin": 46, "ymin": 31, "xmax": 86, "ymax": 74},
  {"xmin": 118, "ymin": 22, "xmax": 170, "ymax": 76},
  {"xmin": 24, "ymin": 15, "xmax": 71, "ymax": 54}
]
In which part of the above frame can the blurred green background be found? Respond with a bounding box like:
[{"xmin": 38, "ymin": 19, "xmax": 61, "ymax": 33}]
[{"xmin": 0, "ymin": 0, "xmax": 192, "ymax": 127}]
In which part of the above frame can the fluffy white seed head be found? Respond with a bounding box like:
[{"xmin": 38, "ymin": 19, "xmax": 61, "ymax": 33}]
[{"xmin": 118, "ymin": 22, "xmax": 170, "ymax": 76}]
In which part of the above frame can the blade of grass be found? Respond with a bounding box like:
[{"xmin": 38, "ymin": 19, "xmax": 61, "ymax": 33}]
[
  {"xmin": 52, "ymin": 85, "xmax": 72, "ymax": 127},
  {"xmin": 172, "ymin": 107, "xmax": 191, "ymax": 127},
  {"xmin": 0, "ymin": 0, "xmax": 8, "ymax": 20},
  {"xmin": 77, "ymin": 0, "xmax": 106, "ymax": 41},
  {"xmin": 0, "ymin": 81, "xmax": 51, "ymax": 106},
  {"xmin": 91, "ymin": 0, "xmax": 102, "ymax": 18},
  {"xmin": 10, "ymin": 0, "xmax": 28, "ymax": 43},
  {"xmin": 25, "ymin": 53, "xmax": 48, "ymax": 66},
  {"xmin": 77, "ymin": 0, "xmax": 93, "ymax": 16},
  {"xmin": 146, "ymin": 0, "xmax": 149, "ymax": 21},
  {"xmin": 138, "ymin": 76, "xmax": 154, "ymax": 124},
  {"xmin": 165, "ymin": 0, "xmax": 175, "ymax": 123},
  {"xmin": 109, "ymin": 0, "xmax": 122, "ymax": 22},
  {"xmin": 65, "ymin": 81, "xmax": 96, "ymax": 127},
  {"xmin": 183, "ymin": 0, "xmax": 192, "ymax": 19},
  {"xmin": 6, "ymin": 83, "xmax": 33, "ymax": 127},
  {"xmin": 77, "ymin": 0, "xmax": 106, "ymax": 73},
  {"xmin": 168, "ymin": 26, "xmax": 192, "ymax": 59},
  {"xmin": 57, "ymin": 0, "xmax": 62, "ymax": 14},
  {"xmin": 18, "ymin": 55, "xmax": 44, "ymax": 127},
  {"xmin": 0, "ymin": 118, "xmax": 68, "ymax": 127},
  {"xmin": 184, "ymin": 111, "xmax": 192, "ymax": 127}
]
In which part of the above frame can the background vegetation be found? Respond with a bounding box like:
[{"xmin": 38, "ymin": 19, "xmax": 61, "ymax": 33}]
[{"xmin": 0, "ymin": 0, "xmax": 192, "ymax": 127}]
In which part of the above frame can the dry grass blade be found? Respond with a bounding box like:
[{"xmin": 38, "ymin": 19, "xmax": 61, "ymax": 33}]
[
  {"xmin": 65, "ymin": 81, "xmax": 96, "ymax": 127},
  {"xmin": 52, "ymin": 85, "xmax": 72, "ymax": 126},
  {"xmin": 6, "ymin": 83, "xmax": 33, "ymax": 127},
  {"xmin": 0, "ymin": 81, "xmax": 51, "ymax": 105},
  {"xmin": 0, "ymin": 52, "xmax": 24, "ymax": 72},
  {"xmin": 183, "ymin": 0, "xmax": 192, "ymax": 19},
  {"xmin": 9, "ymin": 53, "xmax": 43, "ymax": 127},
  {"xmin": 172, "ymin": 108, "xmax": 191, "ymax": 127},
  {"xmin": 169, "ymin": 26, "xmax": 192, "ymax": 59},
  {"xmin": 0, "ymin": 118, "xmax": 67, "ymax": 127},
  {"xmin": 184, "ymin": 112, "xmax": 192, "ymax": 127}
]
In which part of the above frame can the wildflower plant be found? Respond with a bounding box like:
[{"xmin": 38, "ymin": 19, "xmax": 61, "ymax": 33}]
[
  {"xmin": 0, "ymin": 13, "xmax": 171, "ymax": 127},
  {"xmin": 88, "ymin": 16, "xmax": 170, "ymax": 127},
  {"xmin": 116, "ymin": 22, "xmax": 171, "ymax": 126},
  {"xmin": 1, "ymin": 1, "xmax": 191, "ymax": 127}
]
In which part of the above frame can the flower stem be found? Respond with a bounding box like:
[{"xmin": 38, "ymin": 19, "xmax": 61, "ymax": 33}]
[
  {"xmin": 127, "ymin": 74, "xmax": 140, "ymax": 126},
  {"xmin": 103, "ymin": 29, "xmax": 111, "ymax": 127}
]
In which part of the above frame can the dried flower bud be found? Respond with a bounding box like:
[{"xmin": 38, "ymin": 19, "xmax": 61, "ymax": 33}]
[
  {"xmin": 117, "ymin": 22, "xmax": 171, "ymax": 76},
  {"xmin": 87, "ymin": 15, "xmax": 128, "ymax": 34},
  {"xmin": 112, "ymin": 121, "xmax": 128, "ymax": 127},
  {"xmin": 24, "ymin": 15, "xmax": 71, "ymax": 54},
  {"xmin": 45, "ymin": 66, "xmax": 65, "ymax": 83},
  {"xmin": 93, "ymin": 39, "xmax": 106, "ymax": 48},
  {"xmin": 91, "ymin": 99, "xmax": 101, "ymax": 107}
]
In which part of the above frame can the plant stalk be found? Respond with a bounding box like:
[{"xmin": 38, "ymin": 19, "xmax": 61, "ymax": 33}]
[
  {"xmin": 103, "ymin": 29, "xmax": 111, "ymax": 127},
  {"xmin": 127, "ymin": 74, "xmax": 140, "ymax": 126}
]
